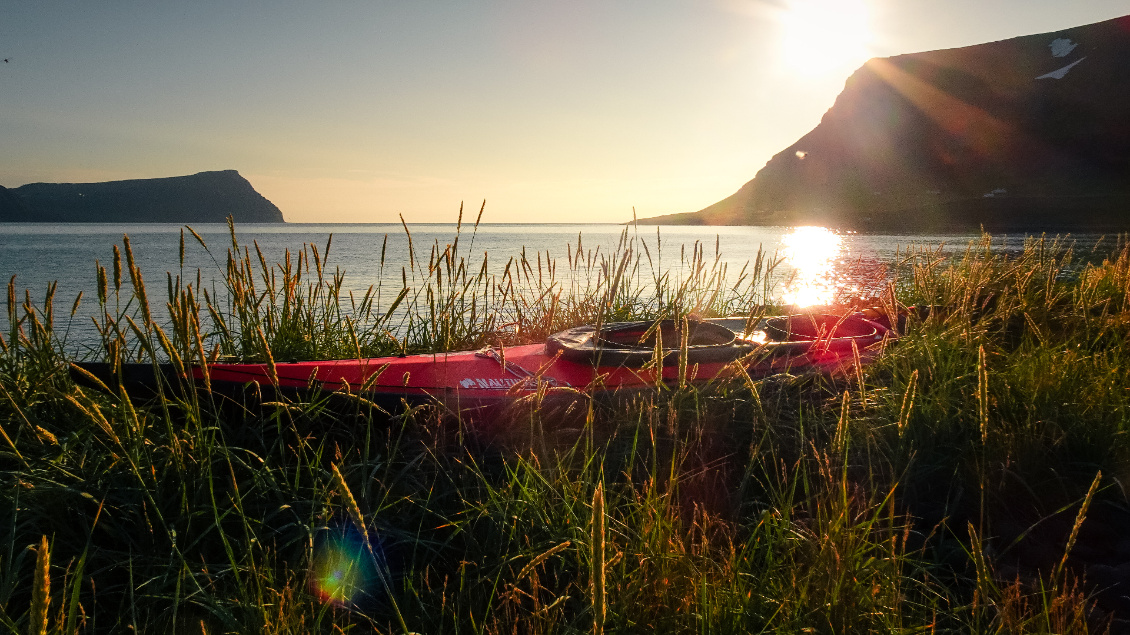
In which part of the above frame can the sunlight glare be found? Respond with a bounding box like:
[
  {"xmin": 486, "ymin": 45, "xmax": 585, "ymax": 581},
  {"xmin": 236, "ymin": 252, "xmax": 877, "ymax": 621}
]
[
  {"xmin": 780, "ymin": 226, "xmax": 843, "ymax": 307},
  {"xmin": 778, "ymin": 0, "xmax": 873, "ymax": 77}
]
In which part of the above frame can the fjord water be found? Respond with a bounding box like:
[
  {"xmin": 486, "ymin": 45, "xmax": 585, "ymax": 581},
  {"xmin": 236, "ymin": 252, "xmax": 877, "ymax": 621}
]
[{"xmin": 0, "ymin": 222, "xmax": 1100, "ymax": 354}]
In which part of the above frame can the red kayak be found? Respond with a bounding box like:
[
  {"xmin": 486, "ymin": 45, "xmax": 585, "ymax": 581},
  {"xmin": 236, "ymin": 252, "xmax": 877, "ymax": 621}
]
[{"xmin": 74, "ymin": 312, "xmax": 891, "ymax": 415}]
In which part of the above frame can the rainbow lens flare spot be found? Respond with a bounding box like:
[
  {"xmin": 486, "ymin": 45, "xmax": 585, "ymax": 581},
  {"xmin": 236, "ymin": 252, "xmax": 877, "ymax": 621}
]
[{"xmin": 309, "ymin": 525, "xmax": 379, "ymax": 608}]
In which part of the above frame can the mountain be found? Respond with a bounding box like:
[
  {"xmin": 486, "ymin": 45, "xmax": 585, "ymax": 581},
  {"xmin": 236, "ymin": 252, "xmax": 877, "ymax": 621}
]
[
  {"xmin": 0, "ymin": 185, "xmax": 31, "ymax": 218},
  {"xmin": 641, "ymin": 14, "xmax": 1130, "ymax": 231},
  {"xmin": 0, "ymin": 170, "xmax": 285, "ymax": 223}
]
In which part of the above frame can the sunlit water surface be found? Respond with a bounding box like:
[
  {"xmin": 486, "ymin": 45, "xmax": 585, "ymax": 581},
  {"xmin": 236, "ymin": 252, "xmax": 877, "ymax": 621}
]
[{"xmin": 0, "ymin": 222, "xmax": 1106, "ymax": 353}]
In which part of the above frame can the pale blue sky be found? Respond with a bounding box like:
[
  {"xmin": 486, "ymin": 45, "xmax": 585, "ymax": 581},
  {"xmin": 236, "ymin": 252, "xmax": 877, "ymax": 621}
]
[{"xmin": 1, "ymin": 1, "xmax": 1126, "ymax": 222}]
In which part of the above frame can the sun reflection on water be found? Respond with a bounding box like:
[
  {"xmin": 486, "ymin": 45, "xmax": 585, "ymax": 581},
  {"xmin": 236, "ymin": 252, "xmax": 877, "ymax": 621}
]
[{"xmin": 780, "ymin": 226, "xmax": 844, "ymax": 307}]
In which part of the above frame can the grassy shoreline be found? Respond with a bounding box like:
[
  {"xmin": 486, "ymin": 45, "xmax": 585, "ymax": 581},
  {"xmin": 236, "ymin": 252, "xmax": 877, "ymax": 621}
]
[{"xmin": 2, "ymin": 224, "xmax": 1129, "ymax": 633}]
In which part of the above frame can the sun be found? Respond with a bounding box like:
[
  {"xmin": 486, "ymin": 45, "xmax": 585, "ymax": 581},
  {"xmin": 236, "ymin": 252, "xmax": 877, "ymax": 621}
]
[{"xmin": 778, "ymin": 0, "xmax": 873, "ymax": 77}]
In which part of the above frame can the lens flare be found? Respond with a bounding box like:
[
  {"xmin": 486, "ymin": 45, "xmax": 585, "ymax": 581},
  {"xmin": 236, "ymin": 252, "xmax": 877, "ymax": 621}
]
[{"xmin": 309, "ymin": 523, "xmax": 381, "ymax": 608}]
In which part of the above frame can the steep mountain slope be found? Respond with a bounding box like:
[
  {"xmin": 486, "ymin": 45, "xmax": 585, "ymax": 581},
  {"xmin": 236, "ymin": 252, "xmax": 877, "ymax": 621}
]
[
  {"xmin": 643, "ymin": 14, "xmax": 1130, "ymax": 231},
  {"xmin": 0, "ymin": 170, "xmax": 285, "ymax": 223}
]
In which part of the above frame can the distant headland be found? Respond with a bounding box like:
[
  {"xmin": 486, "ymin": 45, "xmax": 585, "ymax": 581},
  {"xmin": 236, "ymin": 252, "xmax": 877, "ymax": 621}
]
[
  {"xmin": 0, "ymin": 170, "xmax": 284, "ymax": 223},
  {"xmin": 639, "ymin": 14, "xmax": 1130, "ymax": 231}
]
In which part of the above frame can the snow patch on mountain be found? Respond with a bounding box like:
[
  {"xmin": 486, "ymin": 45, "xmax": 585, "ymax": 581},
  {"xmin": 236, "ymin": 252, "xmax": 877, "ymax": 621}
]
[
  {"xmin": 1036, "ymin": 57, "xmax": 1086, "ymax": 80},
  {"xmin": 1049, "ymin": 38, "xmax": 1078, "ymax": 58}
]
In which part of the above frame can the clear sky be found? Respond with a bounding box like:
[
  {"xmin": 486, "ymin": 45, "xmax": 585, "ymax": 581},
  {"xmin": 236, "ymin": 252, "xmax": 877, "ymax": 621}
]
[{"xmin": 1, "ymin": 1, "xmax": 1127, "ymax": 223}]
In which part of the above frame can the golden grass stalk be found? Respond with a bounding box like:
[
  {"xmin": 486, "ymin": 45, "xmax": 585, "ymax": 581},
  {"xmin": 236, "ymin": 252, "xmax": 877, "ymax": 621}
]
[
  {"xmin": 330, "ymin": 463, "xmax": 411, "ymax": 632},
  {"xmin": 122, "ymin": 236, "xmax": 152, "ymax": 327},
  {"xmin": 835, "ymin": 390, "xmax": 850, "ymax": 454},
  {"xmin": 677, "ymin": 315, "xmax": 689, "ymax": 390},
  {"xmin": 851, "ymin": 338, "xmax": 865, "ymax": 403},
  {"xmin": 112, "ymin": 244, "xmax": 122, "ymax": 291},
  {"xmin": 257, "ymin": 326, "xmax": 278, "ymax": 386},
  {"xmin": 977, "ymin": 344, "xmax": 989, "ymax": 444},
  {"xmin": 515, "ymin": 541, "xmax": 572, "ymax": 583},
  {"xmin": 0, "ymin": 383, "xmax": 29, "ymax": 463},
  {"xmin": 29, "ymin": 535, "xmax": 49, "ymax": 635},
  {"xmin": 330, "ymin": 463, "xmax": 365, "ymax": 533},
  {"xmin": 1054, "ymin": 470, "xmax": 1102, "ymax": 584},
  {"xmin": 591, "ymin": 481, "xmax": 606, "ymax": 635},
  {"xmin": 897, "ymin": 369, "xmax": 918, "ymax": 438}
]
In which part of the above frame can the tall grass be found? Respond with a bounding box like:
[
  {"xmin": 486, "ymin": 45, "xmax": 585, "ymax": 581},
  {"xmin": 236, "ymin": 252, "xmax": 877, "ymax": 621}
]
[{"xmin": 1, "ymin": 225, "xmax": 1128, "ymax": 632}]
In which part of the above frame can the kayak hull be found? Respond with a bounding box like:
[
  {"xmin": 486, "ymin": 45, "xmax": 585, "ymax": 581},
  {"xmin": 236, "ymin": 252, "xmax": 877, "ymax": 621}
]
[{"xmin": 72, "ymin": 314, "xmax": 889, "ymax": 417}]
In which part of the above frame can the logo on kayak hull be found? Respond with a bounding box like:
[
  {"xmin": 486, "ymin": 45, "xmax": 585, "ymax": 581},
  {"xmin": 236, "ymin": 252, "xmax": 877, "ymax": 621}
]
[{"xmin": 459, "ymin": 377, "xmax": 525, "ymax": 389}]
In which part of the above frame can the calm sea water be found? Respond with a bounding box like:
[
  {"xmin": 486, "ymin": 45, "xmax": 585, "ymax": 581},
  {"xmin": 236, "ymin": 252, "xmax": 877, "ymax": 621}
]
[{"xmin": 0, "ymin": 222, "xmax": 1105, "ymax": 352}]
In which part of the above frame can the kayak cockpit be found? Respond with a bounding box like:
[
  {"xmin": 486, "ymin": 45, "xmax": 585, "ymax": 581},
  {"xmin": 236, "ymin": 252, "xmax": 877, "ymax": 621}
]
[
  {"xmin": 546, "ymin": 319, "xmax": 751, "ymax": 367},
  {"xmin": 545, "ymin": 314, "xmax": 887, "ymax": 366}
]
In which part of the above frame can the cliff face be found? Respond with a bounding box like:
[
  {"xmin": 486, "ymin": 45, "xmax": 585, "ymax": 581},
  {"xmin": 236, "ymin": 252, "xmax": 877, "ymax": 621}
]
[
  {"xmin": 645, "ymin": 14, "xmax": 1130, "ymax": 231},
  {"xmin": 0, "ymin": 170, "xmax": 284, "ymax": 223},
  {"xmin": 0, "ymin": 185, "xmax": 31, "ymax": 218}
]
